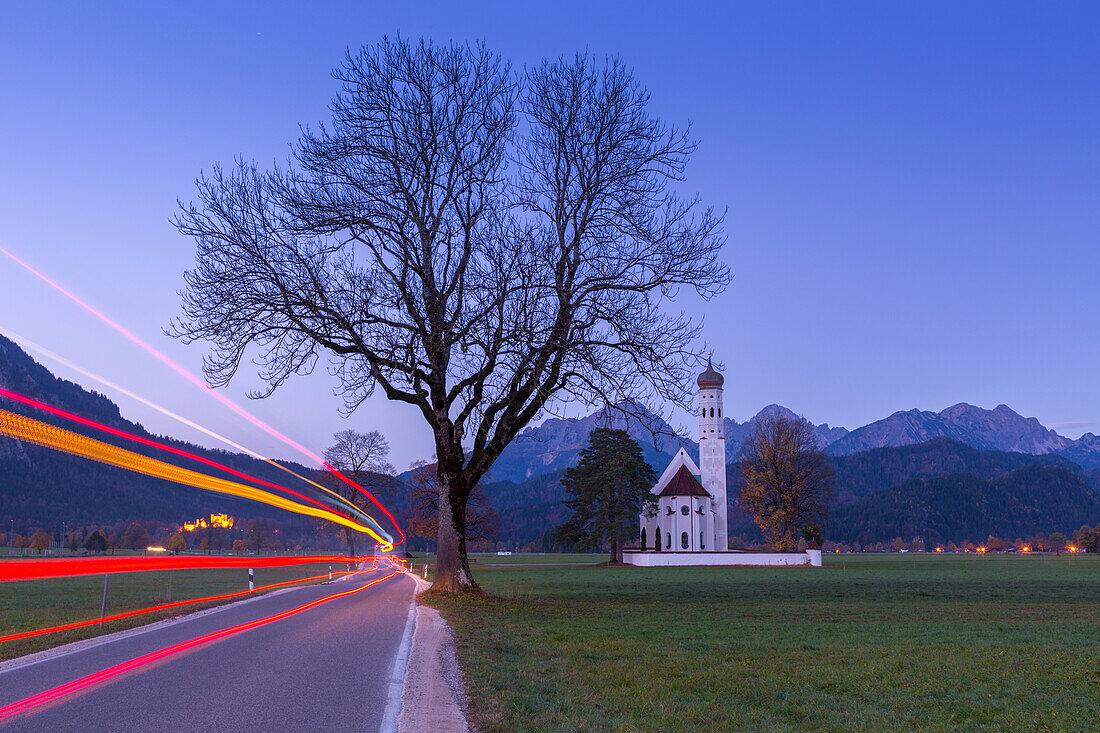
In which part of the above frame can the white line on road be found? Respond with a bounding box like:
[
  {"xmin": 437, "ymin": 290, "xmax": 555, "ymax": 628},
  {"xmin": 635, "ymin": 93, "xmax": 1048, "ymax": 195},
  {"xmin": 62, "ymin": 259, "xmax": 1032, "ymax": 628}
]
[{"xmin": 379, "ymin": 573, "xmax": 421, "ymax": 733}]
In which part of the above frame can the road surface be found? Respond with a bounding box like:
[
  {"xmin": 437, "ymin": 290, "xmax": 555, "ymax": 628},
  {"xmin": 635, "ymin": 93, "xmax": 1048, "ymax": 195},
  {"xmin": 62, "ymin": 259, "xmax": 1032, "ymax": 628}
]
[{"xmin": 0, "ymin": 565, "xmax": 414, "ymax": 732}]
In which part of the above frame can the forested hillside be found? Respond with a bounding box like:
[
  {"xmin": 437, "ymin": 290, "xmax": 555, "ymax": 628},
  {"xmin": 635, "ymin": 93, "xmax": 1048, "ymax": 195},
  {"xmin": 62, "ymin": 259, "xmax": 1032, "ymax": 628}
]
[
  {"xmin": 0, "ymin": 334, "xmax": 408, "ymax": 538},
  {"xmin": 827, "ymin": 465, "xmax": 1100, "ymax": 546}
]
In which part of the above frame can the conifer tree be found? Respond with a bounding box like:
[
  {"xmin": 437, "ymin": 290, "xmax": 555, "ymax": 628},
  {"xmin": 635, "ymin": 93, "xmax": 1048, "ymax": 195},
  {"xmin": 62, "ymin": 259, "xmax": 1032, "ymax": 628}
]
[{"xmin": 554, "ymin": 428, "xmax": 657, "ymax": 563}]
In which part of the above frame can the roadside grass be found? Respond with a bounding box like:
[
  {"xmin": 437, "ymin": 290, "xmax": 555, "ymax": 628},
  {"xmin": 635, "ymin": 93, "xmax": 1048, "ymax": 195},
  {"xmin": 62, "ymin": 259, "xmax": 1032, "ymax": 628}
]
[
  {"xmin": 424, "ymin": 554, "xmax": 1100, "ymax": 732},
  {"xmin": 0, "ymin": 560, "xmax": 363, "ymax": 662}
]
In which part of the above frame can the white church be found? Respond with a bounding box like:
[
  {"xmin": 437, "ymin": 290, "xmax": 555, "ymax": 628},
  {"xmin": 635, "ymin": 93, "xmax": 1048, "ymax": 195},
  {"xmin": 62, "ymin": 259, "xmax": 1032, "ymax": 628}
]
[{"xmin": 623, "ymin": 357, "xmax": 821, "ymax": 567}]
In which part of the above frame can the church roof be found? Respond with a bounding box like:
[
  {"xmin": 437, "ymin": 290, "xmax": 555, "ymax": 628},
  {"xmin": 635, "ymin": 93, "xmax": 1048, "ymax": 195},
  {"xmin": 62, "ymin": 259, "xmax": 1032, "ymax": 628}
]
[
  {"xmin": 657, "ymin": 465, "xmax": 711, "ymax": 498},
  {"xmin": 697, "ymin": 355, "xmax": 723, "ymax": 388}
]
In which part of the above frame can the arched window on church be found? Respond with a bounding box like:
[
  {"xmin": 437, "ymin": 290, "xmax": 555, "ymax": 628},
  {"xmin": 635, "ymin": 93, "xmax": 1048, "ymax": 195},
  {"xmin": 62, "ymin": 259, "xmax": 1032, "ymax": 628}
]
[
  {"xmin": 700, "ymin": 532, "xmax": 705, "ymax": 550},
  {"xmin": 666, "ymin": 532, "xmax": 673, "ymax": 550},
  {"xmin": 710, "ymin": 407, "xmax": 714, "ymax": 417},
  {"xmin": 680, "ymin": 505, "xmax": 689, "ymax": 516},
  {"xmin": 681, "ymin": 532, "xmax": 689, "ymax": 550},
  {"xmin": 701, "ymin": 406, "xmax": 705, "ymax": 418},
  {"xmin": 718, "ymin": 408, "xmax": 721, "ymax": 417}
]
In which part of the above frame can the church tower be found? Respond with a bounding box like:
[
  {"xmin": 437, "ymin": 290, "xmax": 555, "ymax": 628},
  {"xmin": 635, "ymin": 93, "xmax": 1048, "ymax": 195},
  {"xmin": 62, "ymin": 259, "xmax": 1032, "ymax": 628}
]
[{"xmin": 697, "ymin": 355, "xmax": 727, "ymax": 550}]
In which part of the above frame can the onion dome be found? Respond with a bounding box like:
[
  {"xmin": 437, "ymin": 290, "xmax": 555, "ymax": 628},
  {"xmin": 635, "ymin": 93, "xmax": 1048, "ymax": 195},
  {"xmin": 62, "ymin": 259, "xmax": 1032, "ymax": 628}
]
[{"xmin": 697, "ymin": 355, "xmax": 723, "ymax": 389}]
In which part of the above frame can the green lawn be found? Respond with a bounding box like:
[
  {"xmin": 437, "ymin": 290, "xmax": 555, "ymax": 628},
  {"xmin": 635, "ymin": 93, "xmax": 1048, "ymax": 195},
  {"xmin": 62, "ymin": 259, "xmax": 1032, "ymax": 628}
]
[
  {"xmin": 424, "ymin": 554, "xmax": 1100, "ymax": 732},
  {"xmin": 0, "ymin": 560, "xmax": 361, "ymax": 662}
]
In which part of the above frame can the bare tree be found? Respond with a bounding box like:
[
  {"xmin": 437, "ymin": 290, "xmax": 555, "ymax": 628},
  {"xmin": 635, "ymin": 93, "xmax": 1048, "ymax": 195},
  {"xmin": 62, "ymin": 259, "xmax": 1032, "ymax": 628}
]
[
  {"xmin": 405, "ymin": 460, "xmax": 499, "ymax": 546},
  {"xmin": 739, "ymin": 415, "xmax": 835, "ymax": 551},
  {"xmin": 173, "ymin": 38, "xmax": 728, "ymax": 592},
  {"xmin": 323, "ymin": 429, "xmax": 395, "ymax": 556}
]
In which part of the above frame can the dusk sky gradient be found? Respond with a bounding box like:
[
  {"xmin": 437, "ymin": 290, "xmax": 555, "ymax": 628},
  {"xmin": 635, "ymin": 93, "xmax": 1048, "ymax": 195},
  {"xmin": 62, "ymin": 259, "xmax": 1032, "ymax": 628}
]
[{"xmin": 2, "ymin": 1, "xmax": 1098, "ymax": 470}]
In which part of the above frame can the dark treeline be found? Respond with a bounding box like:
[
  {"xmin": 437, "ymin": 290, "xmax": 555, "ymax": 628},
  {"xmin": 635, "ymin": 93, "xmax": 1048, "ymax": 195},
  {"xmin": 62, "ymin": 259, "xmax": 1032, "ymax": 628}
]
[{"xmin": 826, "ymin": 465, "xmax": 1100, "ymax": 547}]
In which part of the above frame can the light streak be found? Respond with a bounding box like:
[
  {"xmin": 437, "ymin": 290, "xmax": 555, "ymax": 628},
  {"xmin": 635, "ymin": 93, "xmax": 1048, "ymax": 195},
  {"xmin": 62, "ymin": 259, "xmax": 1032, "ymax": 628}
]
[
  {"xmin": 0, "ymin": 385, "xmax": 383, "ymax": 534},
  {"xmin": 0, "ymin": 407, "xmax": 390, "ymax": 544},
  {"xmin": 0, "ymin": 568, "xmax": 405, "ymax": 722},
  {"xmin": 0, "ymin": 329, "xmax": 346, "ymax": 499},
  {"xmin": 0, "ymin": 563, "xmax": 379, "ymax": 645},
  {"xmin": 0, "ymin": 554, "xmax": 383, "ymax": 582},
  {"xmin": 0, "ymin": 244, "xmax": 404, "ymax": 545}
]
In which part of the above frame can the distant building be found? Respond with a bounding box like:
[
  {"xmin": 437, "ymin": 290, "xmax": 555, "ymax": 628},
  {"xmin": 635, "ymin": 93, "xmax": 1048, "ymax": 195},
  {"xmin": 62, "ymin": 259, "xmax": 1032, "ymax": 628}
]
[
  {"xmin": 182, "ymin": 513, "xmax": 235, "ymax": 532},
  {"xmin": 626, "ymin": 356, "xmax": 820, "ymax": 568}
]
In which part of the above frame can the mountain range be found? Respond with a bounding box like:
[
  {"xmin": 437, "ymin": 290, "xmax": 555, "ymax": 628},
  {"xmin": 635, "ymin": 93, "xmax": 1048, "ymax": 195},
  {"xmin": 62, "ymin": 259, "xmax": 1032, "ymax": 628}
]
[
  {"xmin": 2, "ymin": 329, "xmax": 1098, "ymax": 547},
  {"xmin": 490, "ymin": 399, "xmax": 1100, "ymax": 484}
]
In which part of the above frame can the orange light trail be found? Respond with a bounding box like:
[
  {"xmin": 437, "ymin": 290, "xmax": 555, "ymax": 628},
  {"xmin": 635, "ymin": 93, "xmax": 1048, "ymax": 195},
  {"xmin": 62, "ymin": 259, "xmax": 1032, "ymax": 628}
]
[
  {"xmin": 0, "ymin": 243, "xmax": 404, "ymax": 545},
  {"xmin": 0, "ymin": 385, "xmax": 355, "ymax": 521},
  {"xmin": 0, "ymin": 407, "xmax": 390, "ymax": 543},
  {"xmin": 0, "ymin": 561, "xmax": 380, "ymax": 645},
  {"xmin": 0, "ymin": 553, "xmax": 384, "ymax": 582},
  {"xmin": 0, "ymin": 329, "xmax": 347, "ymax": 505},
  {"xmin": 0, "ymin": 568, "xmax": 405, "ymax": 722}
]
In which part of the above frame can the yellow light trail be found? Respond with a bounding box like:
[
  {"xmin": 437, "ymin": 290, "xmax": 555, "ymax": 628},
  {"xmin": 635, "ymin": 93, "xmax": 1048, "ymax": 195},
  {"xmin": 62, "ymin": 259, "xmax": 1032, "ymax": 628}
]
[
  {"xmin": 0, "ymin": 408, "xmax": 389, "ymax": 543},
  {"xmin": 0, "ymin": 328, "xmax": 355, "ymax": 508}
]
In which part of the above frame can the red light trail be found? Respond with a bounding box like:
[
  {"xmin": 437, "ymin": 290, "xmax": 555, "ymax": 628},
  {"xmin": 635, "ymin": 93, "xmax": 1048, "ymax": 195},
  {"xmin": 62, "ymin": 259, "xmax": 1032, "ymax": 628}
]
[
  {"xmin": 0, "ymin": 385, "xmax": 356, "ymax": 521},
  {"xmin": 0, "ymin": 568, "xmax": 405, "ymax": 722},
  {"xmin": 0, "ymin": 407, "xmax": 389, "ymax": 541},
  {"xmin": 0, "ymin": 561, "xmax": 380, "ymax": 645},
  {"xmin": 0, "ymin": 554, "xmax": 386, "ymax": 582},
  {"xmin": 0, "ymin": 243, "xmax": 405, "ymax": 545}
]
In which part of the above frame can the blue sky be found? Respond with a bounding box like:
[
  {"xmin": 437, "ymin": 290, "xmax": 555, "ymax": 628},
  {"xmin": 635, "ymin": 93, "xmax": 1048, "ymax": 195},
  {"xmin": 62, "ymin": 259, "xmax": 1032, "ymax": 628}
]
[{"xmin": 1, "ymin": 1, "xmax": 1098, "ymax": 469}]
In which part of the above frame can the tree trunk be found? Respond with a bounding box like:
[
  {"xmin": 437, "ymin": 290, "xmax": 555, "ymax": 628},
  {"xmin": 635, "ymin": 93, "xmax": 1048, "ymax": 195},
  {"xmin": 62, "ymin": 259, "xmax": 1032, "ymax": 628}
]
[
  {"xmin": 433, "ymin": 472, "xmax": 478, "ymax": 593},
  {"xmin": 610, "ymin": 524, "xmax": 622, "ymax": 564},
  {"xmin": 344, "ymin": 527, "xmax": 357, "ymax": 558}
]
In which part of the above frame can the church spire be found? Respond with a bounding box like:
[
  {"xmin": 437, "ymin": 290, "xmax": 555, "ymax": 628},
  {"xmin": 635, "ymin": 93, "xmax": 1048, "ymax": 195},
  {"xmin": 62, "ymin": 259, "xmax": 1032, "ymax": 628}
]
[{"xmin": 697, "ymin": 353, "xmax": 724, "ymax": 389}]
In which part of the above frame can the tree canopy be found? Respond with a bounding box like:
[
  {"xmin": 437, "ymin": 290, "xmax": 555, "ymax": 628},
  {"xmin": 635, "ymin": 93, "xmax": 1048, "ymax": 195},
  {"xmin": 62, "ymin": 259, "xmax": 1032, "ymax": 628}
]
[
  {"xmin": 173, "ymin": 38, "xmax": 728, "ymax": 590},
  {"xmin": 554, "ymin": 428, "xmax": 657, "ymax": 563},
  {"xmin": 739, "ymin": 415, "xmax": 835, "ymax": 551}
]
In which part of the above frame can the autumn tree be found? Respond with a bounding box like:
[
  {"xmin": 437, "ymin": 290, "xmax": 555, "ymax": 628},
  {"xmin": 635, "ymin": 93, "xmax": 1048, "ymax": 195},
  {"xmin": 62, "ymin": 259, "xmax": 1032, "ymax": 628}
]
[
  {"xmin": 405, "ymin": 460, "xmax": 499, "ymax": 547},
  {"xmin": 244, "ymin": 520, "xmax": 274, "ymax": 552},
  {"xmin": 121, "ymin": 522, "xmax": 152, "ymax": 550},
  {"xmin": 739, "ymin": 415, "xmax": 835, "ymax": 552},
  {"xmin": 166, "ymin": 532, "xmax": 187, "ymax": 554},
  {"xmin": 1073, "ymin": 524, "xmax": 1100, "ymax": 553},
  {"xmin": 29, "ymin": 529, "xmax": 51, "ymax": 554},
  {"xmin": 83, "ymin": 530, "xmax": 108, "ymax": 553},
  {"xmin": 554, "ymin": 428, "xmax": 657, "ymax": 564},
  {"xmin": 172, "ymin": 39, "xmax": 728, "ymax": 592},
  {"xmin": 323, "ymin": 429, "xmax": 395, "ymax": 557}
]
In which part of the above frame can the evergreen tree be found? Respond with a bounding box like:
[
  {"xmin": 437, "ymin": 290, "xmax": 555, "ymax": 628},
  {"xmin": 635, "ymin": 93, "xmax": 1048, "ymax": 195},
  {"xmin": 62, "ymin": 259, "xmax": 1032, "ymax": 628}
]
[
  {"xmin": 554, "ymin": 428, "xmax": 657, "ymax": 563},
  {"xmin": 83, "ymin": 530, "xmax": 108, "ymax": 553}
]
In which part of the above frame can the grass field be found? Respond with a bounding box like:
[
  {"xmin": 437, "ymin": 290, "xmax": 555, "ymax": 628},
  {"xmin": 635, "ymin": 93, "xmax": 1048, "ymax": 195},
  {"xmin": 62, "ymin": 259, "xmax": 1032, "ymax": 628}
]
[
  {"xmin": 411, "ymin": 553, "xmax": 606, "ymax": 569},
  {"xmin": 424, "ymin": 553, "xmax": 1100, "ymax": 732},
  {"xmin": 0, "ymin": 559, "xmax": 363, "ymax": 662}
]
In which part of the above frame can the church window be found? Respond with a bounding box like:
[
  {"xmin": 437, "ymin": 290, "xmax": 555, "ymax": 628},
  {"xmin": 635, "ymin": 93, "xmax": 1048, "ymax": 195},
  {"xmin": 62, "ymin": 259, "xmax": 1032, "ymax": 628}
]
[
  {"xmin": 710, "ymin": 408, "xmax": 714, "ymax": 418},
  {"xmin": 701, "ymin": 406, "xmax": 705, "ymax": 418},
  {"xmin": 681, "ymin": 532, "xmax": 689, "ymax": 550},
  {"xmin": 680, "ymin": 505, "xmax": 689, "ymax": 516},
  {"xmin": 718, "ymin": 408, "xmax": 721, "ymax": 417},
  {"xmin": 666, "ymin": 532, "xmax": 672, "ymax": 550},
  {"xmin": 700, "ymin": 532, "xmax": 705, "ymax": 549}
]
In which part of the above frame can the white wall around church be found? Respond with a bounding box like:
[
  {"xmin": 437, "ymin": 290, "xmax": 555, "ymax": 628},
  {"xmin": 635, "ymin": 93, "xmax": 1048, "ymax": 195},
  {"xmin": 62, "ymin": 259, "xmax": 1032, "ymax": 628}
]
[{"xmin": 623, "ymin": 550, "xmax": 821, "ymax": 567}]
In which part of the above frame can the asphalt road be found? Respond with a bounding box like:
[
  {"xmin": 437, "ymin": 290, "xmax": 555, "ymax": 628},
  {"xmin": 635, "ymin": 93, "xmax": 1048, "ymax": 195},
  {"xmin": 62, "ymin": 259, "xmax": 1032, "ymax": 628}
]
[{"xmin": 0, "ymin": 565, "xmax": 414, "ymax": 732}]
